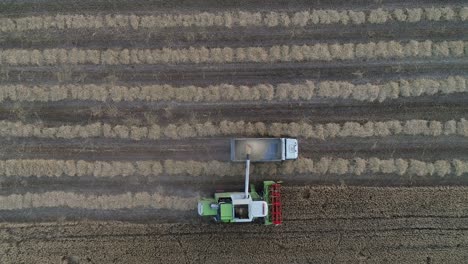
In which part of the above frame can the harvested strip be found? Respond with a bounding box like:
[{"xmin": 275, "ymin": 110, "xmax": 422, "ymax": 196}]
[
  {"xmin": 0, "ymin": 119, "xmax": 467, "ymax": 140},
  {"xmin": 0, "ymin": 158, "xmax": 466, "ymax": 178},
  {"xmin": 0, "ymin": 40, "xmax": 466, "ymax": 66},
  {"xmin": 0, "ymin": 191, "xmax": 196, "ymax": 210},
  {"xmin": 285, "ymin": 185, "xmax": 468, "ymax": 219},
  {"xmin": 1, "ymin": 76, "xmax": 466, "ymax": 103},
  {"xmin": 1, "ymin": 7, "xmax": 467, "ymax": 32}
]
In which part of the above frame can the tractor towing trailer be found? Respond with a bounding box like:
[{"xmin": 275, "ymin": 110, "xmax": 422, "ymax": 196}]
[{"xmin": 197, "ymin": 138, "xmax": 298, "ymax": 225}]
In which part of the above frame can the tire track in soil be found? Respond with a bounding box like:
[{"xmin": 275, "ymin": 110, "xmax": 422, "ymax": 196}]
[{"xmin": 2, "ymin": 58, "xmax": 468, "ymax": 86}]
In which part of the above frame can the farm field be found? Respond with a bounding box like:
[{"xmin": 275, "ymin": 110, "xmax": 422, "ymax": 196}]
[{"xmin": 0, "ymin": 0, "xmax": 468, "ymax": 263}]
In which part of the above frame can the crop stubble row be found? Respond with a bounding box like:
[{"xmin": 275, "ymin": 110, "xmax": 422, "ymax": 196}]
[
  {"xmin": 1, "ymin": 76, "xmax": 466, "ymax": 103},
  {"xmin": 0, "ymin": 191, "xmax": 196, "ymax": 211},
  {"xmin": 1, "ymin": 7, "xmax": 468, "ymax": 33},
  {"xmin": 0, "ymin": 40, "xmax": 466, "ymax": 65},
  {"xmin": 1, "ymin": 157, "xmax": 467, "ymax": 178},
  {"xmin": 1, "ymin": 119, "xmax": 467, "ymax": 140}
]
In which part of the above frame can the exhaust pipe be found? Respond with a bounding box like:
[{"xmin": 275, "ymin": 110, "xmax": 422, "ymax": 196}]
[
  {"xmin": 245, "ymin": 144, "xmax": 252, "ymax": 198},
  {"xmin": 245, "ymin": 155, "xmax": 250, "ymax": 198}
]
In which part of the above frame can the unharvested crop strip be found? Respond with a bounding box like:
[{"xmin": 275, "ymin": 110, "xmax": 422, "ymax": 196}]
[
  {"xmin": 1, "ymin": 7, "xmax": 467, "ymax": 32},
  {"xmin": 0, "ymin": 158, "xmax": 466, "ymax": 178},
  {"xmin": 1, "ymin": 119, "xmax": 467, "ymax": 140},
  {"xmin": 0, "ymin": 40, "xmax": 466, "ymax": 66},
  {"xmin": 0, "ymin": 160, "xmax": 243, "ymax": 178},
  {"xmin": 1, "ymin": 76, "xmax": 466, "ymax": 103},
  {"xmin": 0, "ymin": 191, "xmax": 196, "ymax": 211}
]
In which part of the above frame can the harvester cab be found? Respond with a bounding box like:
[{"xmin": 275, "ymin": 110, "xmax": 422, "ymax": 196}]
[{"xmin": 197, "ymin": 138, "xmax": 298, "ymax": 225}]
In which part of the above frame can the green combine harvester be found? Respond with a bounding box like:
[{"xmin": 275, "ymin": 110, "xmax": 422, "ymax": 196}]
[{"xmin": 197, "ymin": 138, "xmax": 298, "ymax": 225}]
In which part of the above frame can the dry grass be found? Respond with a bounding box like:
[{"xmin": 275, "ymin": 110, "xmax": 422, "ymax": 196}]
[
  {"xmin": 461, "ymin": 7, "xmax": 468, "ymax": 21},
  {"xmin": 453, "ymin": 160, "xmax": 468, "ymax": 176},
  {"xmin": 368, "ymin": 8, "xmax": 389, "ymax": 24},
  {"xmin": 1, "ymin": 7, "xmax": 465, "ymax": 32},
  {"xmin": 0, "ymin": 159, "xmax": 163, "ymax": 177},
  {"xmin": 0, "ymin": 191, "xmax": 197, "ymax": 210},
  {"xmin": 1, "ymin": 76, "xmax": 465, "ymax": 103},
  {"xmin": 1, "ymin": 40, "xmax": 465, "ymax": 66},
  {"xmin": 280, "ymin": 157, "xmax": 458, "ymax": 177},
  {"xmin": 0, "ymin": 159, "xmax": 243, "ymax": 178},
  {"xmin": 1, "ymin": 119, "xmax": 466, "ymax": 140},
  {"xmin": 1, "ymin": 158, "xmax": 463, "ymax": 179}
]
